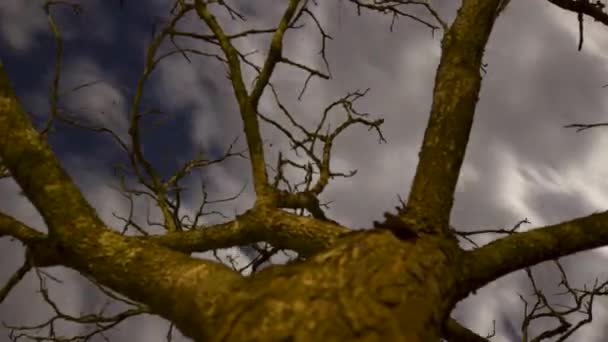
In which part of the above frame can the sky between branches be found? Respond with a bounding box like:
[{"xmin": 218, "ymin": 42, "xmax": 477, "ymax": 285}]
[{"xmin": 2, "ymin": 0, "xmax": 608, "ymax": 341}]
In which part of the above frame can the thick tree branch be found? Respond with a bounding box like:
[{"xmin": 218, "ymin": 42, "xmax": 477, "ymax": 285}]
[
  {"xmin": 0, "ymin": 211, "xmax": 45, "ymax": 243},
  {"xmin": 146, "ymin": 208, "xmax": 349, "ymax": 257},
  {"xmin": 0, "ymin": 60, "xmax": 244, "ymax": 340},
  {"xmin": 1, "ymin": 198, "xmax": 346, "ymax": 267},
  {"xmin": 0, "ymin": 63, "xmax": 101, "ymax": 238},
  {"xmin": 464, "ymin": 210, "xmax": 608, "ymax": 292},
  {"xmin": 404, "ymin": 0, "xmax": 502, "ymax": 232}
]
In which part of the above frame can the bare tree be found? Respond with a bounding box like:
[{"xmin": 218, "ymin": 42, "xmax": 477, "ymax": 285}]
[{"xmin": 2, "ymin": 0, "xmax": 608, "ymax": 341}]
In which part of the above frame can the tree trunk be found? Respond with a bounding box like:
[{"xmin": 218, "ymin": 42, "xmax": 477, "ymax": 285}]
[{"xmin": 182, "ymin": 231, "xmax": 465, "ymax": 341}]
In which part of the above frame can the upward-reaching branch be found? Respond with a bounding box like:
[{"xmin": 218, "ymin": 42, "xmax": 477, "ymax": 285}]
[
  {"xmin": 249, "ymin": 0, "xmax": 301, "ymax": 108},
  {"xmin": 404, "ymin": 0, "xmax": 503, "ymax": 233},
  {"xmin": 193, "ymin": 0, "xmax": 305, "ymax": 203},
  {"xmin": 194, "ymin": 1, "xmax": 274, "ymax": 200}
]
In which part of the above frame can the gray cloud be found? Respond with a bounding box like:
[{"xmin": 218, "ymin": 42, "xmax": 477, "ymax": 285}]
[{"xmin": 4, "ymin": 0, "xmax": 608, "ymax": 341}]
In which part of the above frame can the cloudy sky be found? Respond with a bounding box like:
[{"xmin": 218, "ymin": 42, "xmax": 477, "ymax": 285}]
[{"xmin": 2, "ymin": 0, "xmax": 608, "ymax": 341}]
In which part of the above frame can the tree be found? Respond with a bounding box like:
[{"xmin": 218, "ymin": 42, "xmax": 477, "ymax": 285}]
[{"xmin": 2, "ymin": 0, "xmax": 608, "ymax": 341}]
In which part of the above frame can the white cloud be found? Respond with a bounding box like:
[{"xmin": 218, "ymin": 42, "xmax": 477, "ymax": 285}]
[
  {"xmin": 0, "ymin": 1, "xmax": 47, "ymax": 52},
  {"xmin": 454, "ymin": 272, "xmax": 524, "ymax": 342},
  {"xmin": 60, "ymin": 58, "xmax": 130, "ymax": 142}
]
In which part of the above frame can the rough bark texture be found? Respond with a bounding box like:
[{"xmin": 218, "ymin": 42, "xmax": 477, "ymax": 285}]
[
  {"xmin": 405, "ymin": 0, "xmax": 500, "ymax": 232},
  {"xmin": 216, "ymin": 232, "xmax": 465, "ymax": 341},
  {"xmin": 3, "ymin": 0, "xmax": 608, "ymax": 341}
]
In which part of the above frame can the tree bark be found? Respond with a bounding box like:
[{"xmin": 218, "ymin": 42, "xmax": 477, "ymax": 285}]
[
  {"xmin": 188, "ymin": 231, "xmax": 465, "ymax": 341},
  {"xmin": 3, "ymin": 0, "xmax": 608, "ymax": 341}
]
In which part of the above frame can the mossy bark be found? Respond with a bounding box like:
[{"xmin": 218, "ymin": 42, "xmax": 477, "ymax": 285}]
[
  {"xmin": 7, "ymin": 1, "xmax": 604, "ymax": 341},
  {"xmin": 189, "ymin": 231, "xmax": 465, "ymax": 342}
]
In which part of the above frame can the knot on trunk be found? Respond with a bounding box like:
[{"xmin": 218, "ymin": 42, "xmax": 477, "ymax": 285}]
[{"xmin": 373, "ymin": 211, "xmax": 418, "ymax": 241}]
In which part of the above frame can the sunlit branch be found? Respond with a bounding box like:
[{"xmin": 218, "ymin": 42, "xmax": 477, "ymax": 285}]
[
  {"xmin": 0, "ymin": 58, "xmax": 245, "ymax": 340},
  {"xmin": 0, "ymin": 65, "xmax": 102, "ymax": 238},
  {"xmin": 464, "ymin": 210, "xmax": 608, "ymax": 293},
  {"xmin": 146, "ymin": 209, "xmax": 349, "ymax": 257},
  {"xmin": 404, "ymin": 0, "xmax": 502, "ymax": 233},
  {"xmin": 0, "ymin": 211, "xmax": 45, "ymax": 242}
]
